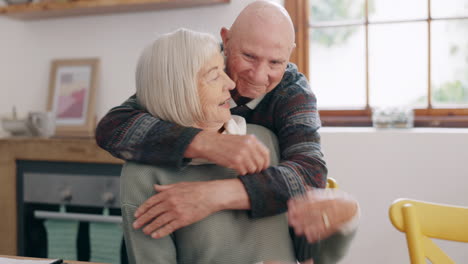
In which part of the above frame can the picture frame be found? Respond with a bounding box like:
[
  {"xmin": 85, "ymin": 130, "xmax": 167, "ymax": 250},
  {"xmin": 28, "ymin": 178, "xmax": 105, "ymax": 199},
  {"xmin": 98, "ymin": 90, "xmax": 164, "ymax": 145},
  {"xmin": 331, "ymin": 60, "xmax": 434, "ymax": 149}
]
[{"xmin": 47, "ymin": 58, "xmax": 99, "ymax": 137}]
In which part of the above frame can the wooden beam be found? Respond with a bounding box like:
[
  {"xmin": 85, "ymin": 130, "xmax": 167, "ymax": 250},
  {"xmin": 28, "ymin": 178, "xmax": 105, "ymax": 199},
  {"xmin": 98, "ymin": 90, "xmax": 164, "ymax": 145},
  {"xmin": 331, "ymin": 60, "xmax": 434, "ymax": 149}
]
[
  {"xmin": 0, "ymin": 0, "xmax": 230, "ymax": 20},
  {"xmin": 284, "ymin": 0, "xmax": 309, "ymax": 77}
]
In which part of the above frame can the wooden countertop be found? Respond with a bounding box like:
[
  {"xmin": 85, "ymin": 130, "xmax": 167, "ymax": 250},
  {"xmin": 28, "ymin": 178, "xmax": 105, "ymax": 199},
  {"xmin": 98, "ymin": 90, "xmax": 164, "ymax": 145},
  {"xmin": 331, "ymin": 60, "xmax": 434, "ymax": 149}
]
[
  {"xmin": 0, "ymin": 137, "xmax": 123, "ymax": 164},
  {"xmin": 0, "ymin": 137, "xmax": 123, "ymax": 255},
  {"xmin": 0, "ymin": 255, "xmax": 107, "ymax": 263}
]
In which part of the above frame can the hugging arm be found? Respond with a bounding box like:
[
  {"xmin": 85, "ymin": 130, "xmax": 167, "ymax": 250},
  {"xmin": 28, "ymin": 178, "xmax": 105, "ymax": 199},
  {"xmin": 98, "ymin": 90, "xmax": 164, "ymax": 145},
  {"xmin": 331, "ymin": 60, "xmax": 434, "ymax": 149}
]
[
  {"xmin": 95, "ymin": 95, "xmax": 201, "ymax": 167},
  {"xmin": 96, "ymin": 69, "xmax": 328, "ymax": 218},
  {"xmin": 96, "ymin": 95, "xmax": 269, "ymax": 173},
  {"xmin": 238, "ymin": 68, "xmax": 328, "ymax": 218}
]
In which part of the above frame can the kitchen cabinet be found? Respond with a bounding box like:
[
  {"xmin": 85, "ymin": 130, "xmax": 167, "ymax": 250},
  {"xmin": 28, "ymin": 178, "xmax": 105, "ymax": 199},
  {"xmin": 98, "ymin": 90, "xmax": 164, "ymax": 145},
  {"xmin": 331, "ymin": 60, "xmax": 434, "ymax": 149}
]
[{"xmin": 0, "ymin": 137, "xmax": 123, "ymax": 255}]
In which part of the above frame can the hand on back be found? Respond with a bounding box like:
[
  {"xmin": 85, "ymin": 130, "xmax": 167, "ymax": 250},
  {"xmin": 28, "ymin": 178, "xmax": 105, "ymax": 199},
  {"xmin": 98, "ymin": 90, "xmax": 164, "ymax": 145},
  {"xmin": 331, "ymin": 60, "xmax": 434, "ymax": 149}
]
[
  {"xmin": 132, "ymin": 182, "xmax": 221, "ymax": 239},
  {"xmin": 132, "ymin": 179, "xmax": 250, "ymax": 238}
]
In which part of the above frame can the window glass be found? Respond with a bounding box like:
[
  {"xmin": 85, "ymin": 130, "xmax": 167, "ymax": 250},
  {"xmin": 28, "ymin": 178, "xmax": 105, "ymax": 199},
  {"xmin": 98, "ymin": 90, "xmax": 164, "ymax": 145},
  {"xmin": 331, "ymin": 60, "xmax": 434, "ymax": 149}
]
[
  {"xmin": 431, "ymin": 0, "xmax": 468, "ymax": 18},
  {"xmin": 368, "ymin": 0, "xmax": 427, "ymax": 22},
  {"xmin": 432, "ymin": 20, "xmax": 468, "ymax": 107},
  {"xmin": 369, "ymin": 22, "xmax": 428, "ymax": 107},
  {"xmin": 305, "ymin": 0, "xmax": 468, "ymax": 124},
  {"xmin": 310, "ymin": 0, "xmax": 365, "ymax": 22},
  {"xmin": 310, "ymin": 26, "xmax": 366, "ymax": 108}
]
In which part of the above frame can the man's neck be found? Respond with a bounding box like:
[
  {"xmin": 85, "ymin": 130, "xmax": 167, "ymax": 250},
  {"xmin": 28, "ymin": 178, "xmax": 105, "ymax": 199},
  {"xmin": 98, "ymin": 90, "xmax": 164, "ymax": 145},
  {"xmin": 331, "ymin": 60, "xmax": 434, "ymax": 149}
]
[{"xmin": 230, "ymin": 89, "xmax": 253, "ymax": 106}]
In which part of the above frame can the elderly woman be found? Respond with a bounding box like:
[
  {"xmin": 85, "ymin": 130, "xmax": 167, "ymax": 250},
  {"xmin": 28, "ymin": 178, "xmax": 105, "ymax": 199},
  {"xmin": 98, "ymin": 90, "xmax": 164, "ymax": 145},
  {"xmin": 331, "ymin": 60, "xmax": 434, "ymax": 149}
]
[{"xmin": 120, "ymin": 28, "xmax": 297, "ymax": 264}]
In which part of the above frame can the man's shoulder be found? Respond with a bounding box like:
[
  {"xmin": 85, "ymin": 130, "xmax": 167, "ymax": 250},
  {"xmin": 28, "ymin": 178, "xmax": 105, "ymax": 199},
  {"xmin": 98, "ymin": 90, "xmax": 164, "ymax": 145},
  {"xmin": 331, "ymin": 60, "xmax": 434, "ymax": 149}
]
[{"xmin": 269, "ymin": 63, "xmax": 314, "ymax": 98}]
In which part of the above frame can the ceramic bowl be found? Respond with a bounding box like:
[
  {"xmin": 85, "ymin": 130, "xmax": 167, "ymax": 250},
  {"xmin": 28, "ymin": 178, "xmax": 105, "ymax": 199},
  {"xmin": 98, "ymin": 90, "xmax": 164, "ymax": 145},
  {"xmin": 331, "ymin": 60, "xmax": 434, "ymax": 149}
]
[{"xmin": 1, "ymin": 119, "xmax": 31, "ymax": 136}]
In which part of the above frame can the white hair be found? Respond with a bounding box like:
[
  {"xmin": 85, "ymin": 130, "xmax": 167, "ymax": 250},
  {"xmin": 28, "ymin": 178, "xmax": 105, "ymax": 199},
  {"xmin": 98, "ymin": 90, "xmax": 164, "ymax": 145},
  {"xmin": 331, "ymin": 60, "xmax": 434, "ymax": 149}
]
[{"xmin": 136, "ymin": 28, "xmax": 220, "ymax": 127}]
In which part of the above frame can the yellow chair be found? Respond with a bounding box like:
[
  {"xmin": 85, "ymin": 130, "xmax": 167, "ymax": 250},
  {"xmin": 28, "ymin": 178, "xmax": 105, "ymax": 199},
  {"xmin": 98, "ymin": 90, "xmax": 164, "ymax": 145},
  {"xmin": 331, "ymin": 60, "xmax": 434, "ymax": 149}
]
[
  {"xmin": 326, "ymin": 177, "xmax": 338, "ymax": 189},
  {"xmin": 389, "ymin": 198, "xmax": 468, "ymax": 264}
]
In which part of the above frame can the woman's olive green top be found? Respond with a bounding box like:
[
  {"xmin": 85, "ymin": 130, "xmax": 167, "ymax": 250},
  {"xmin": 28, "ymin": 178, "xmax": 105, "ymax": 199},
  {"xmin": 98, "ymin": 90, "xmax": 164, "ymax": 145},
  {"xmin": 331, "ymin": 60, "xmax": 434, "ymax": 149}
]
[{"xmin": 120, "ymin": 124, "xmax": 296, "ymax": 264}]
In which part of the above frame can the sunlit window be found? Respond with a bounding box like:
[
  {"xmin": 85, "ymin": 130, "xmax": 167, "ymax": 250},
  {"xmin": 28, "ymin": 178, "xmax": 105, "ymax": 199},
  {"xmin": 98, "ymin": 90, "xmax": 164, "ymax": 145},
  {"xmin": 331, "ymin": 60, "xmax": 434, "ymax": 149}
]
[{"xmin": 285, "ymin": 0, "xmax": 468, "ymax": 127}]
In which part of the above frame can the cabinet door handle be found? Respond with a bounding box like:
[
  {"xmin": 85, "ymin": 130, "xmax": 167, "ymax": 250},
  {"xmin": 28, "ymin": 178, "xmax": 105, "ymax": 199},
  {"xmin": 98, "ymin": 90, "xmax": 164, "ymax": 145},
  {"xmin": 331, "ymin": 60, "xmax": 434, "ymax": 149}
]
[{"xmin": 35, "ymin": 210, "xmax": 122, "ymax": 224}]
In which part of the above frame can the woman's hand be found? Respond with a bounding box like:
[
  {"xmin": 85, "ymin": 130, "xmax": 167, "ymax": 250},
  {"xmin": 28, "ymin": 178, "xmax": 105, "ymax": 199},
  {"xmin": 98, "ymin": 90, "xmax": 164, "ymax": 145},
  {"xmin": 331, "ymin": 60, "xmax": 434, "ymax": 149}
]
[{"xmin": 287, "ymin": 189, "xmax": 359, "ymax": 243}]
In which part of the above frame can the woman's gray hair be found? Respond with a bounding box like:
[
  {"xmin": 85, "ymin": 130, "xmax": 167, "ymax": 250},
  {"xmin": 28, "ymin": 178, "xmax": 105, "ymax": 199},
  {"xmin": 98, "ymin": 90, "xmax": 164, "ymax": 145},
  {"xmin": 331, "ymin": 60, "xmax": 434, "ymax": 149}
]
[{"xmin": 136, "ymin": 28, "xmax": 220, "ymax": 127}]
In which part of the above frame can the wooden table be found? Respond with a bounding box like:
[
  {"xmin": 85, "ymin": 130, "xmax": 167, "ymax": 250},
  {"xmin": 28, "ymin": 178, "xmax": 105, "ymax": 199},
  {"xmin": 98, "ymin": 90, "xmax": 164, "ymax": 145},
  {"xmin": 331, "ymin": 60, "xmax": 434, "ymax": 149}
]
[
  {"xmin": 0, "ymin": 137, "xmax": 123, "ymax": 255},
  {"xmin": 0, "ymin": 255, "xmax": 108, "ymax": 263}
]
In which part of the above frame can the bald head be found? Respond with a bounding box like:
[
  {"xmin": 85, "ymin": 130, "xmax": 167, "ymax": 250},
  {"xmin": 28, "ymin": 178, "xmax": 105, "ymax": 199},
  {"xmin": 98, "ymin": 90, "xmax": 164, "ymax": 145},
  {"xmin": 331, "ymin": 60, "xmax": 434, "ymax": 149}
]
[
  {"xmin": 230, "ymin": 1, "xmax": 295, "ymax": 46},
  {"xmin": 219, "ymin": 1, "xmax": 296, "ymax": 99}
]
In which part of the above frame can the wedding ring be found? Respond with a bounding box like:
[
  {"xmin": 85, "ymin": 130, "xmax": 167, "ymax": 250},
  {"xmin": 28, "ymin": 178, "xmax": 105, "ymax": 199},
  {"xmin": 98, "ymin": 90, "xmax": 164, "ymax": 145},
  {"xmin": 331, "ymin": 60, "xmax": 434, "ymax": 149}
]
[{"xmin": 322, "ymin": 211, "xmax": 330, "ymax": 229}]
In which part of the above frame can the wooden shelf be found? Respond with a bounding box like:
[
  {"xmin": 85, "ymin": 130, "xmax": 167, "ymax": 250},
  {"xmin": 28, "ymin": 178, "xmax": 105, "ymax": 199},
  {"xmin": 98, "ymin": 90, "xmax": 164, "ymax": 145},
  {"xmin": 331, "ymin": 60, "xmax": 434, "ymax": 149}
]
[{"xmin": 0, "ymin": 0, "xmax": 230, "ymax": 20}]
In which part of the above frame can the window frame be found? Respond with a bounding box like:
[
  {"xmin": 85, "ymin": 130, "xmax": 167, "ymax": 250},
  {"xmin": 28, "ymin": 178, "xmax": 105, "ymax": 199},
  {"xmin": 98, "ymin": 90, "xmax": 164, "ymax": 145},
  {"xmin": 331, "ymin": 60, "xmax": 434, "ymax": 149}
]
[{"xmin": 284, "ymin": 0, "xmax": 468, "ymax": 127}]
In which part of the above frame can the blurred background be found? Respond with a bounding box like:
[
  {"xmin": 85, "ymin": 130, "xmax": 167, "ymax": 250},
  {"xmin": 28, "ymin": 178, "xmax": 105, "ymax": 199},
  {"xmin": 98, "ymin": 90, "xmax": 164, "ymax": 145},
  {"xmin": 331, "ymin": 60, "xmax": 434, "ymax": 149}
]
[{"xmin": 0, "ymin": 1, "xmax": 467, "ymax": 263}]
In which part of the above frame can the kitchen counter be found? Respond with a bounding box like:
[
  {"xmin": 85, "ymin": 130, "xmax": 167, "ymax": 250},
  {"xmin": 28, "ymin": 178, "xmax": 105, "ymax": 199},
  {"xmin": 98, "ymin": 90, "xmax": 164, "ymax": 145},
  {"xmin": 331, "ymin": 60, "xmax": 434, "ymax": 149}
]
[
  {"xmin": 0, "ymin": 255, "xmax": 107, "ymax": 263},
  {"xmin": 0, "ymin": 137, "xmax": 123, "ymax": 255}
]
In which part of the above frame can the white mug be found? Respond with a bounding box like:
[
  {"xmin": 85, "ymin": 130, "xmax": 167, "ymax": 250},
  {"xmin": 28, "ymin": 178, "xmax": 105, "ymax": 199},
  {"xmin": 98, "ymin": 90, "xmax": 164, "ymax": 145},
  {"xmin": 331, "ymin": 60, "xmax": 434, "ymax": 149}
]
[{"xmin": 28, "ymin": 111, "xmax": 56, "ymax": 137}]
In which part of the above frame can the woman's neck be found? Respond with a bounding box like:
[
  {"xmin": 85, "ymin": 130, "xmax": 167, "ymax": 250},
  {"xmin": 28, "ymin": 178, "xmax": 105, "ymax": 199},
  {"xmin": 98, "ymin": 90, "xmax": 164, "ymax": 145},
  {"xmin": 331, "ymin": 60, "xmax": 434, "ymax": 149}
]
[{"xmin": 194, "ymin": 122, "xmax": 225, "ymax": 133}]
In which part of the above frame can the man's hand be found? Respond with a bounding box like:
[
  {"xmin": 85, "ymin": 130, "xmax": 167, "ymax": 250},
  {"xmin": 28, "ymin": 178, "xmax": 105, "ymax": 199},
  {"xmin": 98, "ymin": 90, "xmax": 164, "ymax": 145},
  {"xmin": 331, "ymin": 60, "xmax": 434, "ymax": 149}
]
[
  {"xmin": 132, "ymin": 182, "xmax": 220, "ymax": 239},
  {"xmin": 185, "ymin": 131, "xmax": 270, "ymax": 175},
  {"xmin": 132, "ymin": 179, "xmax": 250, "ymax": 239},
  {"xmin": 287, "ymin": 189, "xmax": 358, "ymax": 243}
]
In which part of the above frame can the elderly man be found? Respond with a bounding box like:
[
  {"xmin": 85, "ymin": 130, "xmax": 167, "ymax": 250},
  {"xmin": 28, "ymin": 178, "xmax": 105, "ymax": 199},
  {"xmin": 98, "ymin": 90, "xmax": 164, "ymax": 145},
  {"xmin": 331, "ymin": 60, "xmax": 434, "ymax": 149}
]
[{"xmin": 96, "ymin": 1, "xmax": 357, "ymax": 263}]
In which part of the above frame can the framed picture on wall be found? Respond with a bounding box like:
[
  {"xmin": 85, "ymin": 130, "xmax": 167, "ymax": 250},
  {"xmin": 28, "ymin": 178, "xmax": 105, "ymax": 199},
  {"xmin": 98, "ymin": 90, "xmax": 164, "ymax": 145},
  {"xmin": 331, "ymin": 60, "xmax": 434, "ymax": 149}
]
[{"xmin": 47, "ymin": 58, "xmax": 99, "ymax": 137}]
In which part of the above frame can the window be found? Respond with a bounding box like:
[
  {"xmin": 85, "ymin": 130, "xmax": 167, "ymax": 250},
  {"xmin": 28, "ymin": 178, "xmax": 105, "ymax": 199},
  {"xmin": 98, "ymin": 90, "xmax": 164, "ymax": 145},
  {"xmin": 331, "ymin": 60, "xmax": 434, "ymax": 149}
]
[{"xmin": 285, "ymin": 0, "xmax": 468, "ymax": 127}]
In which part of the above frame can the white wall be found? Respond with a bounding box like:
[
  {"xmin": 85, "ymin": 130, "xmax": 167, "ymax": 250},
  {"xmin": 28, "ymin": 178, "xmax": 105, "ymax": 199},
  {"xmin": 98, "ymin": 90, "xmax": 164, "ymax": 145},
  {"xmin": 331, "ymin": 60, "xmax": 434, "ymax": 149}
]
[
  {"xmin": 2, "ymin": 1, "xmax": 468, "ymax": 263},
  {"xmin": 321, "ymin": 127, "xmax": 468, "ymax": 264},
  {"xmin": 0, "ymin": 0, "xmax": 257, "ymax": 120}
]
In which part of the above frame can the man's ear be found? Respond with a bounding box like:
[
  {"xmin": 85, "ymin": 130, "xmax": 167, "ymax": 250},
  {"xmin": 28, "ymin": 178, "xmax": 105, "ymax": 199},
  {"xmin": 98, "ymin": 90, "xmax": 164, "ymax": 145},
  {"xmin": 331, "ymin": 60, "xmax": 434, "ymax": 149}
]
[
  {"xmin": 220, "ymin": 27, "xmax": 230, "ymax": 47},
  {"xmin": 287, "ymin": 43, "xmax": 297, "ymax": 60},
  {"xmin": 290, "ymin": 43, "xmax": 297, "ymax": 53}
]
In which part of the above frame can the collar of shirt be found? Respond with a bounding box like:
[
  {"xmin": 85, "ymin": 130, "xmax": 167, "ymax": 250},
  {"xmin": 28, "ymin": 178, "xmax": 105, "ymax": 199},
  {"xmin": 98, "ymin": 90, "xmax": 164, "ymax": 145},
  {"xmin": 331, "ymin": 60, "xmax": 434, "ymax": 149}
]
[{"xmin": 229, "ymin": 95, "xmax": 265, "ymax": 110}]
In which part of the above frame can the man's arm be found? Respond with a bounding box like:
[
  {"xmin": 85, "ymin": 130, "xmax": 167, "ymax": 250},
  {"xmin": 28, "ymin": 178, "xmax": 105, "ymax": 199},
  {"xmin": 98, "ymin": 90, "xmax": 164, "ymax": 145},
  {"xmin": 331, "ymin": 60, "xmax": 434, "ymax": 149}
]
[
  {"xmin": 95, "ymin": 95, "xmax": 201, "ymax": 167},
  {"xmin": 125, "ymin": 66, "xmax": 327, "ymax": 220},
  {"xmin": 96, "ymin": 95, "xmax": 270, "ymax": 173},
  {"xmin": 238, "ymin": 66, "xmax": 328, "ymax": 218},
  {"xmin": 132, "ymin": 124, "xmax": 281, "ymax": 239}
]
